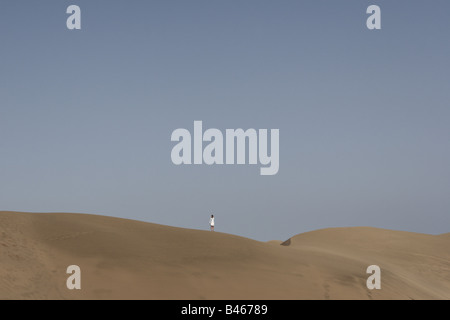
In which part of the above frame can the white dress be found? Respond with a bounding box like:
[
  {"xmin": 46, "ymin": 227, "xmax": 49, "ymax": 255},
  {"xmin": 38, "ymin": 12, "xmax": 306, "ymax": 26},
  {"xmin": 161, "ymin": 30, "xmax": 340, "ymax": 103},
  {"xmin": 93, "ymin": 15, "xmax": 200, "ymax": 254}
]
[{"xmin": 209, "ymin": 217, "xmax": 215, "ymax": 227}]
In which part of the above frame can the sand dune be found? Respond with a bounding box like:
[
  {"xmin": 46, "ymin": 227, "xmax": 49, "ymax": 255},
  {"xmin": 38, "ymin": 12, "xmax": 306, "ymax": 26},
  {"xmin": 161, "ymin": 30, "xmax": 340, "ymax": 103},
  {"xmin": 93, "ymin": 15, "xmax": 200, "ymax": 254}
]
[
  {"xmin": 266, "ymin": 240, "xmax": 283, "ymax": 246},
  {"xmin": 1, "ymin": 211, "xmax": 449, "ymax": 300}
]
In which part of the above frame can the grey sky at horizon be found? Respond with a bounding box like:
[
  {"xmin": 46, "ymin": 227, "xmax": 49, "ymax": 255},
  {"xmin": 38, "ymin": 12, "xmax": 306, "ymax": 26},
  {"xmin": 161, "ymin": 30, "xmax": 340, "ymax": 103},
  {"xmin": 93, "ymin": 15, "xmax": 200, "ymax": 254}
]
[{"xmin": 1, "ymin": 1, "xmax": 449, "ymax": 241}]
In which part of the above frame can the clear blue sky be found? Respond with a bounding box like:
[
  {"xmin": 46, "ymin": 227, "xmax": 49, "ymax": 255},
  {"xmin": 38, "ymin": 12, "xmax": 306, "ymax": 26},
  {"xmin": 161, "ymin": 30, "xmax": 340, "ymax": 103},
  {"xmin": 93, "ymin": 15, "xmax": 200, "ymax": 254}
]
[{"xmin": 1, "ymin": 1, "xmax": 449, "ymax": 241}]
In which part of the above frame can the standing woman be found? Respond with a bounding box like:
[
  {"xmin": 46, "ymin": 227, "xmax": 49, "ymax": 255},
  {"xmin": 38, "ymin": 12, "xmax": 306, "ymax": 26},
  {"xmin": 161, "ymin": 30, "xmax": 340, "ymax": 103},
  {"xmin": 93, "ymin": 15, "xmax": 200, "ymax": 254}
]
[{"xmin": 209, "ymin": 214, "xmax": 215, "ymax": 231}]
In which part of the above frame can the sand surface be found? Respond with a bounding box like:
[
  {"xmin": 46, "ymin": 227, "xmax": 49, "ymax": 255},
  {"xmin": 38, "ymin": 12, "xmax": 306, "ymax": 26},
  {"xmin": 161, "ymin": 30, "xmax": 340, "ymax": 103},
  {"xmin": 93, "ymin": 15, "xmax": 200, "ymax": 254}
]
[{"xmin": 1, "ymin": 211, "xmax": 448, "ymax": 299}]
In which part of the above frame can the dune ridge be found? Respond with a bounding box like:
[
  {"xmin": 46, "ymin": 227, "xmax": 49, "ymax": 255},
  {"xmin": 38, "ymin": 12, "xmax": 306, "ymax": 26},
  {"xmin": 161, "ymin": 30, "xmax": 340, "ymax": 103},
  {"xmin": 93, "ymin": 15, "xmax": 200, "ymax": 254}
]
[{"xmin": 1, "ymin": 211, "xmax": 449, "ymax": 300}]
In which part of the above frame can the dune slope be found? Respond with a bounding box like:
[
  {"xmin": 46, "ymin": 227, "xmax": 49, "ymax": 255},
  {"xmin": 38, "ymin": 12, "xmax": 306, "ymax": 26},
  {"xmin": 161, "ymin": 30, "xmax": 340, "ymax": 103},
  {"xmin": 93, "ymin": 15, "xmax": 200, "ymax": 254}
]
[{"xmin": 1, "ymin": 212, "xmax": 448, "ymax": 299}]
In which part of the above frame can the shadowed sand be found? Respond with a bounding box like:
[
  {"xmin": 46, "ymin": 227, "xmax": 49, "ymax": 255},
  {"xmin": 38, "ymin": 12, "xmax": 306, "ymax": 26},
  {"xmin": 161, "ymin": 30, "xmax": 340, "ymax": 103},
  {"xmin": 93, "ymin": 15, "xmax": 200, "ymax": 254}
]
[{"xmin": 1, "ymin": 211, "xmax": 449, "ymax": 300}]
